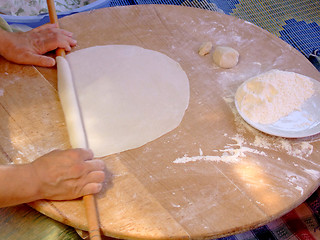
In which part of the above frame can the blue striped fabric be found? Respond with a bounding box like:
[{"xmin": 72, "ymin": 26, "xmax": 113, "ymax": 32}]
[
  {"xmin": 216, "ymin": 188, "xmax": 320, "ymax": 240},
  {"xmin": 280, "ymin": 19, "xmax": 320, "ymax": 57}
]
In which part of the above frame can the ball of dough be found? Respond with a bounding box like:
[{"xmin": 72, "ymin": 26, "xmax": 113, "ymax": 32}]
[
  {"xmin": 212, "ymin": 46, "xmax": 239, "ymax": 69},
  {"xmin": 198, "ymin": 41, "xmax": 212, "ymax": 56}
]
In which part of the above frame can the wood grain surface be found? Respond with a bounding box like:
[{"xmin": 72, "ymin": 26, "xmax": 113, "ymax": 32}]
[{"xmin": 1, "ymin": 5, "xmax": 320, "ymax": 240}]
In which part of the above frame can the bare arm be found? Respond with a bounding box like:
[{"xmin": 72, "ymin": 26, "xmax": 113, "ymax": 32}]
[
  {"xmin": 0, "ymin": 149, "xmax": 105, "ymax": 208},
  {"xmin": 0, "ymin": 23, "xmax": 77, "ymax": 67}
]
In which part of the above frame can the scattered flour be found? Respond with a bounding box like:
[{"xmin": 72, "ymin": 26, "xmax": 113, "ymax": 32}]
[
  {"xmin": 303, "ymin": 169, "xmax": 320, "ymax": 181},
  {"xmin": 295, "ymin": 186, "xmax": 304, "ymax": 195},
  {"xmin": 253, "ymin": 135, "xmax": 313, "ymax": 160},
  {"xmin": 235, "ymin": 69, "xmax": 315, "ymax": 124},
  {"xmin": 174, "ymin": 134, "xmax": 266, "ymax": 164},
  {"xmin": 173, "ymin": 130, "xmax": 314, "ymax": 164}
]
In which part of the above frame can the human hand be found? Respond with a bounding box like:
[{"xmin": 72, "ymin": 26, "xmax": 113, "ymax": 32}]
[
  {"xmin": 31, "ymin": 149, "xmax": 105, "ymax": 201},
  {"xmin": 0, "ymin": 23, "xmax": 77, "ymax": 67}
]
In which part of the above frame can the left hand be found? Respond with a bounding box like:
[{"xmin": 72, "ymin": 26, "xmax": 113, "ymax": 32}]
[{"xmin": 0, "ymin": 23, "xmax": 77, "ymax": 67}]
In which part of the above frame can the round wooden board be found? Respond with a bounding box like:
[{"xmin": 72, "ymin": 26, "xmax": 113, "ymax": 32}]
[{"xmin": 4, "ymin": 4, "xmax": 320, "ymax": 240}]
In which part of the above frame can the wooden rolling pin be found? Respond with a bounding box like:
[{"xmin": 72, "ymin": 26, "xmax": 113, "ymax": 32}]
[{"xmin": 46, "ymin": 1, "xmax": 102, "ymax": 239}]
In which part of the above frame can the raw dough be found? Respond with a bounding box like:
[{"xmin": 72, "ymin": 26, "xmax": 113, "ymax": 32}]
[
  {"xmin": 198, "ymin": 41, "xmax": 212, "ymax": 56},
  {"xmin": 57, "ymin": 56, "xmax": 88, "ymax": 149},
  {"xmin": 235, "ymin": 69, "xmax": 314, "ymax": 124},
  {"xmin": 212, "ymin": 46, "xmax": 239, "ymax": 68},
  {"xmin": 59, "ymin": 45, "xmax": 190, "ymax": 157}
]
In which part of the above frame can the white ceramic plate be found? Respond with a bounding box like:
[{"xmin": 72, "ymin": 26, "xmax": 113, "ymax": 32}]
[{"xmin": 235, "ymin": 76, "xmax": 320, "ymax": 138}]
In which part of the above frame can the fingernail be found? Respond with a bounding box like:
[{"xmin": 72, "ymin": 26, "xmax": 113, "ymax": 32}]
[{"xmin": 45, "ymin": 58, "xmax": 56, "ymax": 67}]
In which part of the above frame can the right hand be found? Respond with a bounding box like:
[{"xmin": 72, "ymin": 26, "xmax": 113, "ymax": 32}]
[{"xmin": 31, "ymin": 148, "xmax": 105, "ymax": 201}]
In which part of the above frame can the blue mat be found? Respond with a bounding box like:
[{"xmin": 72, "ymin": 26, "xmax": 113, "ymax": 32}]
[{"xmin": 107, "ymin": 0, "xmax": 320, "ymax": 70}]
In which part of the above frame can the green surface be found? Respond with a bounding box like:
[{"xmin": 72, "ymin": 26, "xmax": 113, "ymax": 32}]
[{"xmin": 0, "ymin": 205, "xmax": 82, "ymax": 240}]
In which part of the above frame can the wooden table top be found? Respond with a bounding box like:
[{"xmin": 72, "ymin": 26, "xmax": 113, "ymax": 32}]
[{"xmin": 1, "ymin": 5, "xmax": 320, "ymax": 240}]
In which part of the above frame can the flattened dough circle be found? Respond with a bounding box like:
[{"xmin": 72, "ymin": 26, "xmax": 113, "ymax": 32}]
[{"xmin": 62, "ymin": 45, "xmax": 190, "ymax": 157}]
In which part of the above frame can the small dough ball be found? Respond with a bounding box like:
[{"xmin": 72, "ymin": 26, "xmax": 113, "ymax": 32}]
[
  {"xmin": 198, "ymin": 41, "xmax": 213, "ymax": 56},
  {"xmin": 212, "ymin": 46, "xmax": 239, "ymax": 68}
]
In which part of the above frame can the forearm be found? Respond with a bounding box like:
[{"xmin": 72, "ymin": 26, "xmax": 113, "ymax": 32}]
[
  {"xmin": 0, "ymin": 149, "xmax": 105, "ymax": 208},
  {"xmin": 0, "ymin": 163, "xmax": 40, "ymax": 207}
]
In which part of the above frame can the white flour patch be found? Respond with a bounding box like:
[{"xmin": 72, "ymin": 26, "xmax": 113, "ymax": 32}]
[
  {"xmin": 286, "ymin": 173, "xmax": 309, "ymax": 195},
  {"xmin": 174, "ymin": 134, "xmax": 267, "ymax": 164},
  {"xmin": 256, "ymin": 201, "xmax": 264, "ymax": 206},
  {"xmin": 295, "ymin": 186, "xmax": 304, "ymax": 195},
  {"xmin": 0, "ymin": 89, "xmax": 4, "ymax": 96}
]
